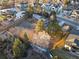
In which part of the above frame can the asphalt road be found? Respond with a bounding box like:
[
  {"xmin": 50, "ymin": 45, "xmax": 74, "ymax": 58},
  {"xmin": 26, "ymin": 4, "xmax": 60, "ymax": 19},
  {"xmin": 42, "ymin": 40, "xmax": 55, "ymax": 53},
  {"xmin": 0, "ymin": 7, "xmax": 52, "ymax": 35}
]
[
  {"xmin": 57, "ymin": 15, "xmax": 79, "ymax": 29},
  {"xmin": 70, "ymin": 29, "xmax": 79, "ymax": 35},
  {"xmin": 51, "ymin": 49, "xmax": 79, "ymax": 59}
]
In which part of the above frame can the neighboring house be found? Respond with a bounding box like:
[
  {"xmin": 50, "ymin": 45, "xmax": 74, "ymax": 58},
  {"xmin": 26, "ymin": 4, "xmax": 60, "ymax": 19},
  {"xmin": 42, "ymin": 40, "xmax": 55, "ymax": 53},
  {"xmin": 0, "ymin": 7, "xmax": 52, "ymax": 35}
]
[
  {"xmin": 62, "ymin": 24, "xmax": 70, "ymax": 32},
  {"xmin": 71, "ymin": 10, "xmax": 79, "ymax": 17}
]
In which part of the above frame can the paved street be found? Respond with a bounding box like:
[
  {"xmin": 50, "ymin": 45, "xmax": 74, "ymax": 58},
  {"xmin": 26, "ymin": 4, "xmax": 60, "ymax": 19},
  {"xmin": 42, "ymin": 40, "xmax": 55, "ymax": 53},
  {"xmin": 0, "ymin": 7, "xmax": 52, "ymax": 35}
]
[
  {"xmin": 52, "ymin": 49, "xmax": 79, "ymax": 59},
  {"xmin": 70, "ymin": 29, "xmax": 79, "ymax": 35},
  {"xmin": 57, "ymin": 15, "xmax": 79, "ymax": 29}
]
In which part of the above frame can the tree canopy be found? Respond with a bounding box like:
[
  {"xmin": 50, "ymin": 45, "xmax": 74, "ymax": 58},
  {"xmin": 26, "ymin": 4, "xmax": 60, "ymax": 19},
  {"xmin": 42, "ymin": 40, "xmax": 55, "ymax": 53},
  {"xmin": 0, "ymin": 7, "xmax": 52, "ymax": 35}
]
[{"xmin": 35, "ymin": 19, "xmax": 44, "ymax": 33}]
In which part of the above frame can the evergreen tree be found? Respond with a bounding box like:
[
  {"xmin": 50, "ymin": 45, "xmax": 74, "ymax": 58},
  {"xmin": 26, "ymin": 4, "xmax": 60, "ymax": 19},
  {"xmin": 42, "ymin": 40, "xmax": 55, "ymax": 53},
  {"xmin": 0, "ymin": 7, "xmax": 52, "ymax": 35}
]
[
  {"xmin": 63, "ymin": 0, "xmax": 70, "ymax": 5},
  {"xmin": 24, "ymin": 4, "xmax": 34, "ymax": 18},
  {"xmin": 12, "ymin": 38, "xmax": 22, "ymax": 58},
  {"xmin": 43, "ymin": 0, "xmax": 48, "ymax": 3},
  {"xmin": 35, "ymin": 19, "xmax": 44, "ymax": 33},
  {"xmin": 35, "ymin": 0, "xmax": 39, "ymax": 4},
  {"xmin": 35, "ymin": 4, "xmax": 42, "ymax": 14},
  {"xmin": 24, "ymin": 33, "xmax": 29, "ymax": 41},
  {"xmin": 47, "ymin": 11, "xmax": 62, "ymax": 38},
  {"xmin": 12, "ymin": 37, "xmax": 31, "ymax": 58}
]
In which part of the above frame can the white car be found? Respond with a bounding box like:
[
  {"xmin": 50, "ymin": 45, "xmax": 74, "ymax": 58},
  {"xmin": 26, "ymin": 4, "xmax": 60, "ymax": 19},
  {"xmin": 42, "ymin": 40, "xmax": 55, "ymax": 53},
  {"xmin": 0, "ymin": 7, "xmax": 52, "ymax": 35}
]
[{"xmin": 64, "ymin": 44, "xmax": 72, "ymax": 51}]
